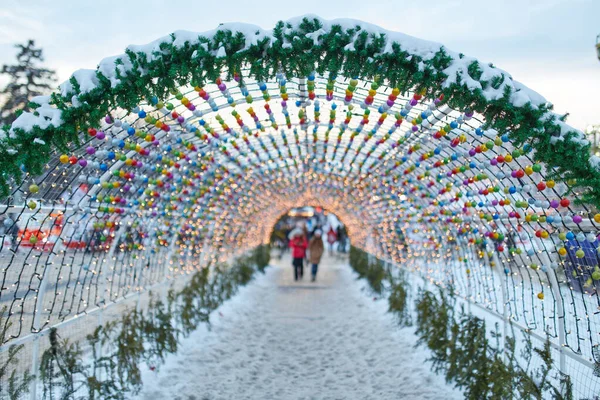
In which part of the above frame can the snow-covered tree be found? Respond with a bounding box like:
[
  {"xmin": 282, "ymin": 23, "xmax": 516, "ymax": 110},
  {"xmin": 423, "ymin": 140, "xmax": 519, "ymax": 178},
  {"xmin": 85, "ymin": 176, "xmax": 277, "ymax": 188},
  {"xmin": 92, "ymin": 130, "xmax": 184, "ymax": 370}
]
[{"xmin": 0, "ymin": 40, "xmax": 57, "ymax": 126}]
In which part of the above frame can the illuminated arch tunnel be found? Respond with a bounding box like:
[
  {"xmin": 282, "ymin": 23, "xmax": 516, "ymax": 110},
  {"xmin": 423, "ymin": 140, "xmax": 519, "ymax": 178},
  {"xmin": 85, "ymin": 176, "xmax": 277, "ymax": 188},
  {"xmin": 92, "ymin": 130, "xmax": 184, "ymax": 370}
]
[{"xmin": 2, "ymin": 15, "xmax": 600, "ymax": 398}]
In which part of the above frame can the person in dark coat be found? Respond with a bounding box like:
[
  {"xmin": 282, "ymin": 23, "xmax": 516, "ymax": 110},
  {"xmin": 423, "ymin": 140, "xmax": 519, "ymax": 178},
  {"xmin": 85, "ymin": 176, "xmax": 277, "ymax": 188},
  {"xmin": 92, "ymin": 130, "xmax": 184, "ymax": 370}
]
[
  {"xmin": 8, "ymin": 219, "xmax": 19, "ymax": 252},
  {"xmin": 336, "ymin": 225, "xmax": 346, "ymax": 253}
]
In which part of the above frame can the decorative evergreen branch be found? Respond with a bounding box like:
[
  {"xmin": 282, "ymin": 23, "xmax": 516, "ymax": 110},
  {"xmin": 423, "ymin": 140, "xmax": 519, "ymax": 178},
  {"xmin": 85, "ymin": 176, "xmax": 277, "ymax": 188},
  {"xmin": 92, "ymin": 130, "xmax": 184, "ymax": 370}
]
[{"xmin": 350, "ymin": 245, "xmax": 574, "ymax": 399}]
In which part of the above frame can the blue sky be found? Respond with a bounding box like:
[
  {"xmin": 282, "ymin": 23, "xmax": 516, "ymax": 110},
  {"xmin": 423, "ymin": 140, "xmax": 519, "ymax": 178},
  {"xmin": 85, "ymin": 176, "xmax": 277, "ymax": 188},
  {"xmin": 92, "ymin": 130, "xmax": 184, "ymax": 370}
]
[{"xmin": 0, "ymin": 0, "xmax": 598, "ymax": 130}]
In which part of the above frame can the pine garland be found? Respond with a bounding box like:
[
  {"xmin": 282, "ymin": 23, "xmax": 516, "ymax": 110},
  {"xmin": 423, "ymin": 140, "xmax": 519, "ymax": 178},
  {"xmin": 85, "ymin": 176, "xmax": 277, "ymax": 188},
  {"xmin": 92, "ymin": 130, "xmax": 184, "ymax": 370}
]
[{"xmin": 1, "ymin": 17, "xmax": 597, "ymax": 207}]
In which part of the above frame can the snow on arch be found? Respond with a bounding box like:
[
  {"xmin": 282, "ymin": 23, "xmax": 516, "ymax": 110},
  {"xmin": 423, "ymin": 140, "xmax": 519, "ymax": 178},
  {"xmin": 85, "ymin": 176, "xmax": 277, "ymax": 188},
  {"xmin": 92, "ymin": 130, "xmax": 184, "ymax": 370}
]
[{"xmin": 2, "ymin": 15, "xmax": 600, "ymax": 370}]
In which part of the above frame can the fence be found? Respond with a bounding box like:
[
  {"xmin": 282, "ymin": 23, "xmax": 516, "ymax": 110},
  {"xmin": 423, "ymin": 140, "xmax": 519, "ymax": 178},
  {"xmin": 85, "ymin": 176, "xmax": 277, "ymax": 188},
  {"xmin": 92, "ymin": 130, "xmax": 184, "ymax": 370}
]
[
  {"xmin": 0, "ymin": 191, "xmax": 267, "ymax": 399},
  {"xmin": 0, "ymin": 208, "xmax": 268, "ymax": 399},
  {"xmin": 359, "ymin": 228, "xmax": 600, "ymax": 399}
]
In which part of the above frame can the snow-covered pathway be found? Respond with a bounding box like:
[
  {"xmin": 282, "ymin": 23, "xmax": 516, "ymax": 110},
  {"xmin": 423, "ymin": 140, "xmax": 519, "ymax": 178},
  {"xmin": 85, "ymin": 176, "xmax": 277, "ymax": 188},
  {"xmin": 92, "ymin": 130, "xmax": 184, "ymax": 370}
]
[{"xmin": 132, "ymin": 254, "xmax": 462, "ymax": 400}]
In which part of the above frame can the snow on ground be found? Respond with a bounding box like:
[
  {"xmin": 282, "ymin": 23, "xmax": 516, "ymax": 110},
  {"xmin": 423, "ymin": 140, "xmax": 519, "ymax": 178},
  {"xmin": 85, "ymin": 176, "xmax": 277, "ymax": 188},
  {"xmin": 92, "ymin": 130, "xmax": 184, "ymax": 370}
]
[{"xmin": 131, "ymin": 253, "xmax": 462, "ymax": 400}]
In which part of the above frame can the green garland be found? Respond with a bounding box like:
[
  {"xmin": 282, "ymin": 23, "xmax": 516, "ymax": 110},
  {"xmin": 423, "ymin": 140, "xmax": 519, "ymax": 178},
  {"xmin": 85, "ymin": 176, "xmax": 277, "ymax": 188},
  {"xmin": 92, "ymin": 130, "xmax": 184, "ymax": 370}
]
[{"xmin": 1, "ymin": 17, "xmax": 597, "ymax": 207}]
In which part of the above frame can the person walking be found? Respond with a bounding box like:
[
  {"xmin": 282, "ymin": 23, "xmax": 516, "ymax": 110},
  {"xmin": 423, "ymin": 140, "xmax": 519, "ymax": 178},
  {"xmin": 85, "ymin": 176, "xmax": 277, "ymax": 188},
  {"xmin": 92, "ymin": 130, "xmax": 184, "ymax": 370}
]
[
  {"xmin": 301, "ymin": 222, "xmax": 310, "ymax": 266},
  {"xmin": 8, "ymin": 217, "xmax": 19, "ymax": 253},
  {"xmin": 326, "ymin": 226, "xmax": 337, "ymax": 256},
  {"xmin": 289, "ymin": 229, "xmax": 308, "ymax": 281},
  {"xmin": 308, "ymin": 230, "xmax": 324, "ymax": 282},
  {"xmin": 336, "ymin": 225, "xmax": 347, "ymax": 253}
]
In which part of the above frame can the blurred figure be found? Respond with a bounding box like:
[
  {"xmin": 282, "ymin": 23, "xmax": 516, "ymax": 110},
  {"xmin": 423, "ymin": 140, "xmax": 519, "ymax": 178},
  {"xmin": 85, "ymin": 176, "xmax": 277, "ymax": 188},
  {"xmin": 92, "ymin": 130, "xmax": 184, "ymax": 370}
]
[
  {"xmin": 300, "ymin": 222, "xmax": 310, "ymax": 265},
  {"xmin": 327, "ymin": 226, "xmax": 337, "ymax": 256},
  {"xmin": 308, "ymin": 229, "xmax": 324, "ymax": 282},
  {"xmin": 337, "ymin": 225, "xmax": 347, "ymax": 253},
  {"xmin": 289, "ymin": 229, "xmax": 308, "ymax": 281},
  {"xmin": 282, "ymin": 224, "xmax": 292, "ymax": 253},
  {"xmin": 7, "ymin": 214, "xmax": 19, "ymax": 253},
  {"xmin": 301, "ymin": 222, "xmax": 309, "ymax": 240}
]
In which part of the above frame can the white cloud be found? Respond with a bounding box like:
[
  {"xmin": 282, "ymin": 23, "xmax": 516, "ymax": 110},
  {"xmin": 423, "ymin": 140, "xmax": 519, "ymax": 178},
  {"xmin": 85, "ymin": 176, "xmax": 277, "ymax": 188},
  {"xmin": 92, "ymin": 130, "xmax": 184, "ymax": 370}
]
[
  {"xmin": 497, "ymin": 58, "xmax": 600, "ymax": 130},
  {"xmin": 0, "ymin": 8, "xmax": 45, "ymax": 43}
]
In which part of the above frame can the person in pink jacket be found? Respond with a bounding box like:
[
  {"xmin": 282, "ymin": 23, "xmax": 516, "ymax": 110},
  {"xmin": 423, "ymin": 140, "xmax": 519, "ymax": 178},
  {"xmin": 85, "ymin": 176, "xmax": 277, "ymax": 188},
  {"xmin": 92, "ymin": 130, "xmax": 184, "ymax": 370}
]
[{"xmin": 289, "ymin": 231, "xmax": 308, "ymax": 281}]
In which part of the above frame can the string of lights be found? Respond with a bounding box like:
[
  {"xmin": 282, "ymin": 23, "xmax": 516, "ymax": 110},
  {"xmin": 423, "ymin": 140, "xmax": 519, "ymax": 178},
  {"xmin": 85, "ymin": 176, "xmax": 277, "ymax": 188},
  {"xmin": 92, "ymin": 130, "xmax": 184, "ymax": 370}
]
[{"xmin": 1, "ymin": 16, "xmax": 599, "ymax": 397}]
